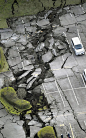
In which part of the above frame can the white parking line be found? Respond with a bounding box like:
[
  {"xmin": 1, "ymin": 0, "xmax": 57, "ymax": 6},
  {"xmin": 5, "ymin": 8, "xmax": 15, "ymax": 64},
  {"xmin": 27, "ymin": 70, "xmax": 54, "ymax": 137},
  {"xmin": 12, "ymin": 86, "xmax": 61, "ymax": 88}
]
[
  {"xmin": 45, "ymin": 91, "xmax": 58, "ymax": 94},
  {"xmin": 44, "ymin": 86, "xmax": 86, "ymax": 95},
  {"xmin": 63, "ymin": 86, "xmax": 86, "ymax": 91},
  {"xmin": 42, "ymin": 84, "xmax": 55, "ymax": 103},
  {"xmin": 55, "ymin": 79, "xmax": 65, "ymax": 107},
  {"xmin": 67, "ymin": 75, "xmax": 79, "ymax": 105},
  {"xmin": 61, "ymin": 52, "xmax": 79, "ymax": 105},
  {"xmin": 80, "ymin": 74, "xmax": 86, "ymax": 88}
]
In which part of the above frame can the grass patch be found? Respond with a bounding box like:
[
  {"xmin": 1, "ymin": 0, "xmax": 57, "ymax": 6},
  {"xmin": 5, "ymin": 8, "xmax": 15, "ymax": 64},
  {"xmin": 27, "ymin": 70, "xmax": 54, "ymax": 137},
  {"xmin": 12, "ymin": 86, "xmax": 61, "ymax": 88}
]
[
  {"xmin": 37, "ymin": 126, "xmax": 56, "ymax": 138},
  {"xmin": 65, "ymin": 0, "xmax": 81, "ymax": 6},
  {"xmin": 0, "ymin": 87, "xmax": 32, "ymax": 115},
  {"xmin": 0, "ymin": 0, "xmax": 85, "ymax": 28},
  {"xmin": 0, "ymin": 47, "xmax": 9, "ymax": 72}
]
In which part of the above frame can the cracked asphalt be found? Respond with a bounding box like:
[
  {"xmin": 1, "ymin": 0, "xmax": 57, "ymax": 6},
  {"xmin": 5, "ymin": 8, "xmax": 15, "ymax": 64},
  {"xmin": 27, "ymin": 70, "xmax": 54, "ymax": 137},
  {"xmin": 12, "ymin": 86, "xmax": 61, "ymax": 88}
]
[{"xmin": 0, "ymin": 2, "xmax": 86, "ymax": 138}]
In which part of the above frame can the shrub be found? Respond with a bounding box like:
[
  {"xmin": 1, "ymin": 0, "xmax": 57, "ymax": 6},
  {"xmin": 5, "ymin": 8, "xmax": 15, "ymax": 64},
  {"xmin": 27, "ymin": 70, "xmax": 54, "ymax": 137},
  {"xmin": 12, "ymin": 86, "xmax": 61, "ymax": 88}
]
[
  {"xmin": 37, "ymin": 126, "xmax": 56, "ymax": 138},
  {"xmin": 0, "ymin": 87, "xmax": 32, "ymax": 115}
]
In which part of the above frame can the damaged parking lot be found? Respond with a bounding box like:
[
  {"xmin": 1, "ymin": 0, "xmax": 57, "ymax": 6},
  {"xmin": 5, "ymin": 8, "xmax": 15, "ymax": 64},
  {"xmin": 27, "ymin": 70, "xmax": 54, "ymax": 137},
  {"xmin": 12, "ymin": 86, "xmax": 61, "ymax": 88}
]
[{"xmin": 0, "ymin": 2, "xmax": 86, "ymax": 138}]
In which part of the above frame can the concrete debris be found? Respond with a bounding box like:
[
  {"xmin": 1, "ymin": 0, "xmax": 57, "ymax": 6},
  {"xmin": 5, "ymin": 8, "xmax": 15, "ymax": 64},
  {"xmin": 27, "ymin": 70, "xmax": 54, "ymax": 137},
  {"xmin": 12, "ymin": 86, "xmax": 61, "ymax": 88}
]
[
  {"xmin": 18, "ymin": 70, "xmax": 32, "ymax": 80},
  {"xmin": 42, "ymin": 51, "xmax": 53, "ymax": 63}
]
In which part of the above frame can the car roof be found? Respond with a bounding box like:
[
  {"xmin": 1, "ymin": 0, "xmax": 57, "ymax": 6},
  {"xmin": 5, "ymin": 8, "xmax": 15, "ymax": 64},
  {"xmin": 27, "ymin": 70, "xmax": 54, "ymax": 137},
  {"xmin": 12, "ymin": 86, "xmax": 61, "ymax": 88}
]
[{"xmin": 71, "ymin": 37, "xmax": 81, "ymax": 45}]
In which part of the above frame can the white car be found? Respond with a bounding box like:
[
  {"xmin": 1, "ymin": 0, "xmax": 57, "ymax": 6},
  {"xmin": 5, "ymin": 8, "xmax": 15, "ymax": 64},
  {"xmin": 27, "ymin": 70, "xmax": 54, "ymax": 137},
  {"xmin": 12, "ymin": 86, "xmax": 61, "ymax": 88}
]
[
  {"xmin": 83, "ymin": 69, "xmax": 86, "ymax": 81},
  {"xmin": 71, "ymin": 37, "xmax": 85, "ymax": 55}
]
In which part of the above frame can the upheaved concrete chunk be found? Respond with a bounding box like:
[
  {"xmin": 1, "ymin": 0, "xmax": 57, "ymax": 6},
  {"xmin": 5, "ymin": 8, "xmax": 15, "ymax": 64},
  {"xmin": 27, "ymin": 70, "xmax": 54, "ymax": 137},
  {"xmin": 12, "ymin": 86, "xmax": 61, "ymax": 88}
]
[
  {"xmin": 18, "ymin": 70, "xmax": 32, "ymax": 80},
  {"xmin": 26, "ymin": 78, "xmax": 36, "ymax": 89},
  {"xmin": 1, "ymin": 30, "xmax": 13, "ymax": 40},
  {"xmin": 32, "ymin": 68, "xmax": 41, "ymax": 77},
  {"xmin": 1, "ymin": 39, "xmax": 15, "ymax": 47},
  {"xmin": 42, "ymin": 51, "xmax": 53, "ymax": 63},
  {"xmin": 8, "ymin": 48, "xmax": 20, "ymax": 59},
  {"xmin": 8, "ymin": 57, "xmax": 21, "ymax": 67},
  {"xmin": 17, "ymin": 35, "xmax": 27, "ymax": 45},
  {"xmin": 16, "ymin": 24, "xmax": 25, "ymax": 34},
  {"xmin": 37, "ymin": 19, "xmax": 50, "ymax": 27}
]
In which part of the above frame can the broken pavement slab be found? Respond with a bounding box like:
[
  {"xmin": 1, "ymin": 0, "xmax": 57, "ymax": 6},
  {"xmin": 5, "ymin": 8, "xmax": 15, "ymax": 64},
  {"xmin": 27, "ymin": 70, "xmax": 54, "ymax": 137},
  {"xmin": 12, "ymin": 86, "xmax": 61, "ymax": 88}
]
[
  {"xmin": 1, "ymin": 121, "xmax": 26, "ymax": 138},
  {"xmin": 42, "ymin": 51, "xmax": 53, "ymax": 63},
  {"xmin": 37, "ymin": 19, "xmax": 50, "ymax": 27},
  {"xmin": 59, "ymin": 13, "xmax": 77, "ymax": 26}
]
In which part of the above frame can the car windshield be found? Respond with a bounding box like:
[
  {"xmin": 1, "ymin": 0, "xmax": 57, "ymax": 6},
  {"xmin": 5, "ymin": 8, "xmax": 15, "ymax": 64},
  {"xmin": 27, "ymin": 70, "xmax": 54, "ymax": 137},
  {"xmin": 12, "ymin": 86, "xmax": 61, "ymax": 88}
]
[{"xmin": 75, "ymin": 44, "xmax": 82, "ymax": 49}]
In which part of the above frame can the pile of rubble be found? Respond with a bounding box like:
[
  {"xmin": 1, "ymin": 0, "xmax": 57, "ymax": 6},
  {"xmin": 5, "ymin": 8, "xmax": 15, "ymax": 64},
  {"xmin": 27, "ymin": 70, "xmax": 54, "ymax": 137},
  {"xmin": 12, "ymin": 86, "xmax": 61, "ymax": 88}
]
[{"xmin": 0, "ymin": 7, "xmax": 72, "ymax": 138}]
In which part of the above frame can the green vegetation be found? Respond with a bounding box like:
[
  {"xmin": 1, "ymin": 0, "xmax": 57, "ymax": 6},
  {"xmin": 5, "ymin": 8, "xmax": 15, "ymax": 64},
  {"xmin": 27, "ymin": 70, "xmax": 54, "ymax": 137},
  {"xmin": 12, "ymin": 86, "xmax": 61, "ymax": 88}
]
[
  {"xmin": 0, "ymin": 47, "xmax": 9, "ymax": 72},
  {"xmin": 0, "ymin": 0, "xmax": 86, "ymax": 28},
  {"xmin": 37, "ymin": 95, "xmax": 47, "ymax": 111},
  {"xmin": 37, "ymin": 126, "xmax": 56, "ymax": 138},
  {"xmin": 0, "ymin": 87, "xmax": 32, "ymax": 115}
]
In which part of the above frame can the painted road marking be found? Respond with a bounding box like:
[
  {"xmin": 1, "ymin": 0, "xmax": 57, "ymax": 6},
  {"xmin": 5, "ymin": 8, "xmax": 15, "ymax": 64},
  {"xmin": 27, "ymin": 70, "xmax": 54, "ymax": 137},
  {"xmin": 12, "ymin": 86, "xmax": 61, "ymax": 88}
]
[
  {"xmin": 44, "ymin": 85, "xmax": 86, "ymax": 94},
  {"xmin": 77, "ymin": 111, "xmax": 86, "ymax": 115},
  {"xmin": 67, "ymin": 75, "xmax": 79, "ymax": 105},
  {"xmin": 42, "ymin": 83, "xmax": 52, "ymax": 103},
  {"xmin": 63, "ymin": 86, "xmax": 86, "ymax": 91},
  {"xmin": 55, "ymin": 79, "xmax": 65, "ymax": 107},
  {"xmin": 45, "ymin": 91, "xmax": 58, "ymax": 94},
  {"xmin": 45, "ymin": 111, "xmax": 86, "ymax": 122},
  {"xmin": 80, "ymin": 74, "xmax": 86, "ymax": 88},
  {"xmin": 69, "ymin": 123, "xmax": 75, "ymax": 138}
]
